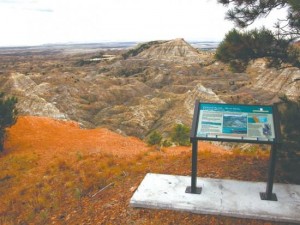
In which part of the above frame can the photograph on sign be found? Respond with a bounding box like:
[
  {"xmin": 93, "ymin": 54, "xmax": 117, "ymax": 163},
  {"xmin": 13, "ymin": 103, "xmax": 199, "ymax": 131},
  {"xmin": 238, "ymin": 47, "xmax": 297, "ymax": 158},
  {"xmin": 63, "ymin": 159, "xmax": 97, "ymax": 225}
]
[{"xmin": 196, "ymin": 103, "xmax": 275, "ymax": 142}]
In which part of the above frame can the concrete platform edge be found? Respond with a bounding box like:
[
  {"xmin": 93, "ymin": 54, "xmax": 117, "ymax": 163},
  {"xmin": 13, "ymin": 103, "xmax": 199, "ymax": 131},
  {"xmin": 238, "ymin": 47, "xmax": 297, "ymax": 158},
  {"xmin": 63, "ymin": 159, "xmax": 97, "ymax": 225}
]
[{"xmin": 130, "ymin": 173, "xmax": 300, "ymax": 224}]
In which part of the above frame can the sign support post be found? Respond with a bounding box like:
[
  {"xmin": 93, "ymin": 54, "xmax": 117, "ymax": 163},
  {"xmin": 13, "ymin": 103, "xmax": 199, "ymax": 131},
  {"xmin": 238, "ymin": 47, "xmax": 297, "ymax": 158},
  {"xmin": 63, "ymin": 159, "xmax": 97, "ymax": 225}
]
[
  {"xmin": 260, "ymin": 143, "xmax": 278, "ymax": 201},
  {"xmin": 260, "ymin": 103, "xmax": 281, "ymax": 201},
  {"xmin": 185, "ymin": 139, "xmax": 202, "ymax": 194}
]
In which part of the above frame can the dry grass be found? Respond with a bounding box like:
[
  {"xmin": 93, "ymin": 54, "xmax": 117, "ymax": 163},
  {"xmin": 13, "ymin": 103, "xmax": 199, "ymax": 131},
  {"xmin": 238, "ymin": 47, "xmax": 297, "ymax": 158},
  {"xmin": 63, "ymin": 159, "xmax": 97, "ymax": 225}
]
[{"xmin": 0, "ymin": 116, "xmax": 291, "ymax": 225}]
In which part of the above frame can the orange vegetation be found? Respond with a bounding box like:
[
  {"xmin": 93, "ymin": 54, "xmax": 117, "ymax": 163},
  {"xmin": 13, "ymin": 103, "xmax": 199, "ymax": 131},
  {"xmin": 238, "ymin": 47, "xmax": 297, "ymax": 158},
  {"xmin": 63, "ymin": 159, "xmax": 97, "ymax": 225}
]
[
  {"xmin": 5, "ymin": 116, "xmax": 149, "ymax": 158},
  {"xmin": 5, "ymin": 116, "xmax": 231, "ymax": 162},
  {"xmin": 1, "ymin": 116, "xmax": 286, "ymax": 225}
]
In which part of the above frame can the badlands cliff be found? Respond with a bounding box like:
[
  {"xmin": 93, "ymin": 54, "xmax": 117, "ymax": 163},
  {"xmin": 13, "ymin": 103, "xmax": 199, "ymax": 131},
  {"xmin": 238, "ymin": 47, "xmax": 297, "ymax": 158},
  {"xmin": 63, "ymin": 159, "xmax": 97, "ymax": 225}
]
[{"xmin": 0, "ymin": 39, "xmax": 299, "ymax": 139}]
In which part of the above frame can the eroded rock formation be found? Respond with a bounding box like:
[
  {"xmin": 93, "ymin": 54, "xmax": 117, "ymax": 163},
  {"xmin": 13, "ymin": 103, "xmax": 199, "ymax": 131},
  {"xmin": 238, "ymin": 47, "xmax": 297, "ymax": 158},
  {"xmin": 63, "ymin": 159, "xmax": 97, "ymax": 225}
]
[{"xmin": 0, "ymin": 39, "xmax": 299, "ymax": 139}]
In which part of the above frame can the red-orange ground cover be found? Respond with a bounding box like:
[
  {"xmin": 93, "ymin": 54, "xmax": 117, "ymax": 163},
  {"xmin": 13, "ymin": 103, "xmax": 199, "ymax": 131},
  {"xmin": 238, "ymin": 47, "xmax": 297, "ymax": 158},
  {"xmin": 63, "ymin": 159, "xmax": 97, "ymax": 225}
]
[
  {"xmin": 0, "ymin": 116, "xmax": 287, "ymax": 225},
  {"xmin": 5, "ymin": 116, "xmax": 149, "ymax": 158}
]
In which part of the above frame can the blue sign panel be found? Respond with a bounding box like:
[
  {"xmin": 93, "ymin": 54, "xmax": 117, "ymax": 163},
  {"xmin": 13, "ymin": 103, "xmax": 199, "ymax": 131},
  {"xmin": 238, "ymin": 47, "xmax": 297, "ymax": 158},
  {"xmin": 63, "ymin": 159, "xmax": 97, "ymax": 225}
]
[{"xmin": 196, "ymin": 103, "xmax": 275, "ymax": 142}]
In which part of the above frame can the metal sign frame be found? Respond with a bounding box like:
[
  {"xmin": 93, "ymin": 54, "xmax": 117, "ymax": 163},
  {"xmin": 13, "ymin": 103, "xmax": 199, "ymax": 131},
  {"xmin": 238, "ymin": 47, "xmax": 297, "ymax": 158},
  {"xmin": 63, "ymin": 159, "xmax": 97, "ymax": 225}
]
[{"xmin": 185, "ymin": 100, "xmax": 282, "ymax": 201}]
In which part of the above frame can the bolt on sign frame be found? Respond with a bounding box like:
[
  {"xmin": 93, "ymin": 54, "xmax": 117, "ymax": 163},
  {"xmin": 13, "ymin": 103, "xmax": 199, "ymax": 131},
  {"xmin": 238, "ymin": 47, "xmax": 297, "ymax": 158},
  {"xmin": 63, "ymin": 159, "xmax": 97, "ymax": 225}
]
[{"xmin": 186, "ymin": 101, "xmax": 281, "ymax": 201}]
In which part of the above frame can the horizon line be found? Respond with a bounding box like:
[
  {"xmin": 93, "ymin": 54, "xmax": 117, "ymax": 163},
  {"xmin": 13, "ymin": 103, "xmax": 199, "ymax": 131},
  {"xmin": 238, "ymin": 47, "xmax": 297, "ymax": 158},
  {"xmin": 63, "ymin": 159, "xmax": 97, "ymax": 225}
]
[{"xmin": 0, "ymin": 39, "xmax": 221, "ymax": 49}]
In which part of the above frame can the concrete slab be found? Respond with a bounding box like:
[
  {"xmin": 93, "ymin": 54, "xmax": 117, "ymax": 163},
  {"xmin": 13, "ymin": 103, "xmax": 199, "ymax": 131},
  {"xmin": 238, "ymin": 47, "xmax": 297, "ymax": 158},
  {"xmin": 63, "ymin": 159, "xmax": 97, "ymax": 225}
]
[{"xmin": 130, "ymin": 173, "xmax": 300, "ymax": 223}]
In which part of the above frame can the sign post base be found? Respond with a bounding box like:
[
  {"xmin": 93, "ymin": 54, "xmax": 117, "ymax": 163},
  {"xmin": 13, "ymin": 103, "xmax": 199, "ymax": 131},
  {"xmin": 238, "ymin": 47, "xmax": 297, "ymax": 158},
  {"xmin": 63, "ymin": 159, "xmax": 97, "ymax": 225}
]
[
  {"xmin": 185, "ymin": 186, "xmax": 202, "ymax": 194},
  {"xmin": 260, "ymin": 192, "xmax": 278, "ymax": 201}
]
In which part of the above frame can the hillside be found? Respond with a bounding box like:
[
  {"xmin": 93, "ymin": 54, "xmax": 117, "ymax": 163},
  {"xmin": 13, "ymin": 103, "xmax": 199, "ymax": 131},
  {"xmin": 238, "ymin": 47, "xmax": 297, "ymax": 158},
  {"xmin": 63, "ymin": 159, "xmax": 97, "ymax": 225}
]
[
  {"xmin": 5, "ymin": 116, "xmax": 148, "ymax": 158},
  {"xmin": 134, "ymin": 38, "xmax": 209, "ymax": 62},
  {"xmin": 0, "ymin": 116, "xmax": 291, "ymax": 225},
  {"xmin": 0, "ymin": 39, "xmax": 300, "ymax": 140}
]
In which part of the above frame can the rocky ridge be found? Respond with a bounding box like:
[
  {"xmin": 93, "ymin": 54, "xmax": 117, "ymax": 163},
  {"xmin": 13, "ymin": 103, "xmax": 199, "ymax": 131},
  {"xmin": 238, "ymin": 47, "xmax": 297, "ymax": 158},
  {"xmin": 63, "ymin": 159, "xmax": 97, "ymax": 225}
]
[
  {"xmin": 135, "ymin": 38, "xmax": 211, "ymax": 63},
  {"xmin": 2, "ymin": 73, "xmax": 67, "ymax": 119},
  {"xmin": 246, "ymin": 59, "xmax": 300, "ymax": 101}
]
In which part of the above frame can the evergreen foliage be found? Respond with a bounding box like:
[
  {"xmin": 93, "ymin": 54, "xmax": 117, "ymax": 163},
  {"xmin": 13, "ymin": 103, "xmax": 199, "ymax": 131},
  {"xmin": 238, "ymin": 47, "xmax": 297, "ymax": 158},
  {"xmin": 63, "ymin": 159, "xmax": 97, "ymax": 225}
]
[
  {"xmin": 147, "ymin": 131, "xmax": 162, "ymax": 146},
  {"xmin": 217, "ymin": 0, "xmax": 300, "ymax": 39},
  {"xmin": 216, "ymin": 28, "xmax": 300, "ymax": 72},
  {"xmin": 277, "ymin": 97, "xmax": 300, "ymax": 183},
  {"xmin": 0, "ymin": 92, "xmax": 18, "ymax": 151},
  {"xmin": 171, "ymin": 124, "xmax": 190, "ymax": 146},
  {"xmin": 162, "ymin": 139, "xmax": 172, "ymax": 147}
]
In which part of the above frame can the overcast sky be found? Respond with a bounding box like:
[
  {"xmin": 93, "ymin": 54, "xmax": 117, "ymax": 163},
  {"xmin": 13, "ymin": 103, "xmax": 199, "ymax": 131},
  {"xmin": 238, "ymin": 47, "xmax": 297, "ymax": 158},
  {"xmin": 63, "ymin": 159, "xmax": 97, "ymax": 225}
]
[{"xmin": 0, "ymin": 0, "xmax": 288, "ymax": 47}]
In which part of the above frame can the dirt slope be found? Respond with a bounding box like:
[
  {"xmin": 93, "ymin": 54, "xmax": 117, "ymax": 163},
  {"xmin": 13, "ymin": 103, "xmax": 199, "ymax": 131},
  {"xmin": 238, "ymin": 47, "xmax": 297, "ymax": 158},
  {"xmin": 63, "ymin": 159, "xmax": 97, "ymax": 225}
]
[
  {"xmin": 5, "ymin": 116, "xmax": 149, "ymax": 159},
  {"xmin": 5, "ymin": 116, "xmax": 229, "ymax": 162},
  {"xmin": 0, "ymin": 116, "xmax": 290, "ymax": 225}
]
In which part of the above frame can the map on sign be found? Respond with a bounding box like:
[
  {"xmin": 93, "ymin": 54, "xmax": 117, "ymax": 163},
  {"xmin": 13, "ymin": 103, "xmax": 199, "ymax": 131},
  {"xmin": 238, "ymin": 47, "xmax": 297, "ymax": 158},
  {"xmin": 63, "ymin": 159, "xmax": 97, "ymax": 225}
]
[{"xmin": 196, "ymin": 103, "xmax": 275, "ymax": 141}]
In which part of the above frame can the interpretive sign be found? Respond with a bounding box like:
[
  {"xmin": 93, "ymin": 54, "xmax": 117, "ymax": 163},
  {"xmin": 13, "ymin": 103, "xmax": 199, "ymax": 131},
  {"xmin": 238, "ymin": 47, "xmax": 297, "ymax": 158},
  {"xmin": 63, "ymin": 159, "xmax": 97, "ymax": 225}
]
[
  {"xmin": 187, "ymin": 101, "xmax": 281, "ymax": 201},
  {"xmin": 196, "ymin": 103, "xmax": 276, "ymax": 142}
]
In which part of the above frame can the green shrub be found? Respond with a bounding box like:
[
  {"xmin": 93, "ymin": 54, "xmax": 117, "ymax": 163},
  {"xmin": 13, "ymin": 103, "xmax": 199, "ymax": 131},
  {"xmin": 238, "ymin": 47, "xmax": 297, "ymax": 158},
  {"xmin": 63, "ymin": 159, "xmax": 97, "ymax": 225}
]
[
  {"xmin": 171, "ymin": 124, "xmax": 190, "ymax": 146},
  {"xmin": 0, "ymin": 92, "xmax": 18, "ymax": 151},
  {"xmin": 229, "ymin": 60, "xmax": 247, "ymax": 73},
  {"xmin": 147, "ymin": 131, "xmax": 162, "ymax": 146},
  {"xmin": 162, "ymin": 139, "xmax": 172, "ymax": 147},
  {"xmin": 278, "ymin": 96, "xmax": 300, "ymax": 142},
  {"xmin": 277, "ymin": 96, "xmax": 300, "ymax": 184}
]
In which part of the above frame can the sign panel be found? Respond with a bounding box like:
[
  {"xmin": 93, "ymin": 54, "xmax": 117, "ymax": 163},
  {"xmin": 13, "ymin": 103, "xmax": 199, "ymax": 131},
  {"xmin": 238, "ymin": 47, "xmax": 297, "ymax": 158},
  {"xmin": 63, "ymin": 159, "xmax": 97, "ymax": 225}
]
[{"xmin": 196, "ymin": 103, "xmax": 275, "ymax": 142}]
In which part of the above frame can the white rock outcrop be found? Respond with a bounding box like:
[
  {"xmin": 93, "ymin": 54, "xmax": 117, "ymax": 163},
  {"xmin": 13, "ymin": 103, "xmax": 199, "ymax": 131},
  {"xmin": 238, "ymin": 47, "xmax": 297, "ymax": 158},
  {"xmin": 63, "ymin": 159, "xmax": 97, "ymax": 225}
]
[
  {"xmin": 3, "ymin": 73, "xmax": 68, "ymax": 119},
  {"xmin": 248, "ymin": 59, "xmax": 300, "ymax": 100}
]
